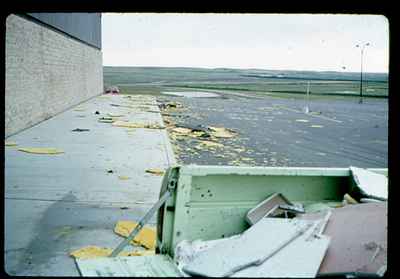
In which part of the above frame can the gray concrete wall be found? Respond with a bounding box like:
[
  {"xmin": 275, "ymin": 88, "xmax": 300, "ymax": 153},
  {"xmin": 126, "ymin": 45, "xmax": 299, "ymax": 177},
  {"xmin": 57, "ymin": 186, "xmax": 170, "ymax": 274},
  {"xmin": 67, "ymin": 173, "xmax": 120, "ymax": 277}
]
[{"xmin": 5, "ymin": 14, "xmax": 103, "ymax": 137}]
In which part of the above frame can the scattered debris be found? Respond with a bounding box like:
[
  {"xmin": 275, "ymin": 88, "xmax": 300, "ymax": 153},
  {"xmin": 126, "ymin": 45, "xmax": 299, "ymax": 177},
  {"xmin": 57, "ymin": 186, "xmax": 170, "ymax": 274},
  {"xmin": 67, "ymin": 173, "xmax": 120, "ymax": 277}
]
[
  {"xmin": 208, "ymin": 126, "xmax": 237, "ymax": 138},
  {"xmin": 295, "ymin": 119, "xmax": 309, "ymax": 123},
  {"xmin": 310, "ymin": 125, "xmax": 324, "ymax": 128},
  {"xmin": 343, "ymin": 193, "xmax": 358, "ymax": 205},
  {"xmin": 171, "ymin": 127, "xmax": 192, "ymax": 135},
  {"xmin": 98, "ymin": 117, "xmax": 114, "ymax": 123},
  {"xmin": 120, "ymin": 207, "xmax": 130, "ymax": 210},
  {"xmin": 105, "ymin": 86, "xmax": 120, "ymax": 94},
  {"xmin": 159, "ymin": 101, "xmax": 183, "ymax": 110},
  {"xmin": 71, "ymin": 128, "xmax": 90, "ymax": 132},
  {"xmin": 107, "ymin": 169, "xmax": 114, "ymax": 174},
  {"xmin": 70, "ymin": 246, "xmax": 154, "ymax": 259},
  {"xmin": 118, "ymin": 176, "xmax": 130, "ymax": 180},
  {"xmin": 114, "ymin": 220, "xmax": 157, "ymax": 250},
  {"xmin": 196, "ymin": 140, "xmax": 224, "ymax": 149},
  {"xmin": 95, "ymin": 111, "xmax": 100, "ymax": 115},
  {"xmin": 112, "ymin": 121, "xmax": 165, "ymax": 129},
  {"xmin": 5, "ymin": 141, "xmax": 17, "ymax": 146},
  {"xmin": 145, "ymin": 168, "xmax": 165, "ymax": 176},
  {"xmin": 18, "ymin": 147, "xmax": 64, "ymax": 154},
  {"xmin": 107, "ymin": 113, "xmax": 125, "ymax": 117}
]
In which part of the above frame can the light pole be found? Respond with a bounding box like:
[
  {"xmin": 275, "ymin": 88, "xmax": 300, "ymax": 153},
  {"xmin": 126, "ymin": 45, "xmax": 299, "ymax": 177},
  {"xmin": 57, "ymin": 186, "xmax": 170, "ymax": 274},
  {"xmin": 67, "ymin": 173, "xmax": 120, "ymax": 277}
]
[{"xmin": 356, "ymin": 42, "xmax": 370, "ymax": 104}]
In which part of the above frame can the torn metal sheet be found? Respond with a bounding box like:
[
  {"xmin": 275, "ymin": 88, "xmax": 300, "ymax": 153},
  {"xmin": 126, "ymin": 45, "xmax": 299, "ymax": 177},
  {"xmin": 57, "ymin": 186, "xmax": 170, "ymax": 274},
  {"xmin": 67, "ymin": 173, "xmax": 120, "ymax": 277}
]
[
  {"xmin": 315, "ymin": 202, "xmax": 387, "ymax": 275},
  {"xmin": 18, "ymin": 147, "xmax": 64, "ymax": 154},
  {"xmin": 182, "ymin": 218, "xmax": 313, "ymax": 277},
  {"xmin": 350, "ymin": 166, "xmax": 388, "ymax": 200},
  {"xmin": 231, "ymin": 222, "xmax": 330, "ymax": 278},
  {"xmin": 76, "ymin": 255, "xmax": 182, "ymax": 277},
  {"xmin": 175, "ymin": 236, "xmax": 240, "ymax": 275},
  {"xmin": 246, "ymin": 193, "xmax": 293, "ymax": 225},
  {"xmin": 114, "ymin": 220, "xmax": 157, "ymax": 250}
]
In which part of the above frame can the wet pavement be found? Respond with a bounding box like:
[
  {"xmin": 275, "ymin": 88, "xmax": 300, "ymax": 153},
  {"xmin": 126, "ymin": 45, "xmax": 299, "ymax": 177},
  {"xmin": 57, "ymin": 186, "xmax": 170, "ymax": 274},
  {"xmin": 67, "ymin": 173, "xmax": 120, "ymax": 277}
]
[{"xmin": 158, "ymin": 92, "xmax": 388, "ymax": 168}]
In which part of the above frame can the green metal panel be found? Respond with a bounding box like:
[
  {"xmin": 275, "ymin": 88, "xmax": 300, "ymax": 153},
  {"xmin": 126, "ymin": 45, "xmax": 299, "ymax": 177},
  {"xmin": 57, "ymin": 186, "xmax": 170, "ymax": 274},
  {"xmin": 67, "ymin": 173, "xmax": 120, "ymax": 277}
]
[{"xmin": 157, "ymin": 166, "xmax": 388, "ymax": 257}]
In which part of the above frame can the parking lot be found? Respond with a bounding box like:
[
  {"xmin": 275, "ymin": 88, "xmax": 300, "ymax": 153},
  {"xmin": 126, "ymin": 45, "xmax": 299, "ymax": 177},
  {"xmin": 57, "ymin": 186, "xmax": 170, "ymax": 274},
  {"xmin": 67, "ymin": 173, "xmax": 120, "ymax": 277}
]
[{"xmin": 158, "ymin": 91, "xmax": 388, "ymax": 168}]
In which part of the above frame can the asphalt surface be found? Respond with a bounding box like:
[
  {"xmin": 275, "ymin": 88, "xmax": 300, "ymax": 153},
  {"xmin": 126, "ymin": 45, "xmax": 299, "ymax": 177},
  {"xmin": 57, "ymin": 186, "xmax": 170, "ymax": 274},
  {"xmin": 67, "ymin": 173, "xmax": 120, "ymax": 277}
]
[{"xmin": 158, "ymin": 91, "xmax": 388, "ymax": 168}]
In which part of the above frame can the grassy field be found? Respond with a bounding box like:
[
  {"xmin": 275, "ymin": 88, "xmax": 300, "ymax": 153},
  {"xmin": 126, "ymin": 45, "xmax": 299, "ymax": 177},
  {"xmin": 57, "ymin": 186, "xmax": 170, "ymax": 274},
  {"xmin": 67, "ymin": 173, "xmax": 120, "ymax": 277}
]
[{"xmin": 103, "ymin": 66, "xmax": 388, "ymax": 98}]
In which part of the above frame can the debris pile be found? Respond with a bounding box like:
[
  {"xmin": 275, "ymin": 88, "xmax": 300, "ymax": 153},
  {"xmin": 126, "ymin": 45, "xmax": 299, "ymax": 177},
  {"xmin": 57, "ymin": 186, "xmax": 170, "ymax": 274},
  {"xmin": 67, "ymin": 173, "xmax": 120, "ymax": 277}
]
[
  {"xmin": 174, "ymin": 167, "xmax": 388, "ymax": 277},
  {"xmin": 158, "ymin": 97, "xmax": 272, "ymax": 166}
]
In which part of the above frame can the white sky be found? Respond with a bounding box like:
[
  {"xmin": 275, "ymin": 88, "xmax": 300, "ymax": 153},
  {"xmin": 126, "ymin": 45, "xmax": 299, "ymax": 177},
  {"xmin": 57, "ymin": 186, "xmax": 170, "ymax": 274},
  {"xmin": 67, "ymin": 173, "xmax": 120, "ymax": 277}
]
[{"xmin": 102, "ymin": 13, "xmax": 389, "ymax": 73}]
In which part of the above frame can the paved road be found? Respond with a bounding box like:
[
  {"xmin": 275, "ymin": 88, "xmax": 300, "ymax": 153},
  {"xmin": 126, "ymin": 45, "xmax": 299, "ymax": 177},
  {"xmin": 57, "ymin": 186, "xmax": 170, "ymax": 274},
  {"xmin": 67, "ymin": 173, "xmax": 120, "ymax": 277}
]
[{"xmin": 158, "ymin": 91, "xmax": 388, "ymax": 168}]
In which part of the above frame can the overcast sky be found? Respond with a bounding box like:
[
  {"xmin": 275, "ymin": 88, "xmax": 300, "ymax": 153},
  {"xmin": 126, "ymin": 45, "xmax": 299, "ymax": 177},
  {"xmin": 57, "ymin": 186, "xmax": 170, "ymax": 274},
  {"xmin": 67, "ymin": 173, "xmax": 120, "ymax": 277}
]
[{"xmin": 102, "ymin": 13, "xmax": 389, "ymax": 73}]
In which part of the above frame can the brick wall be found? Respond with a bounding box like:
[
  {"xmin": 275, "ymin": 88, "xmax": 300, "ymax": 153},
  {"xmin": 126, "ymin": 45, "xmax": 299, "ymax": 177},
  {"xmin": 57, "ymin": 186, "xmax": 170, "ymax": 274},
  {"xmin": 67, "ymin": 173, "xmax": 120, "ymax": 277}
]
[{"xmin": 5, "ymin": 14, "xmax": 103, "ymax": 137}]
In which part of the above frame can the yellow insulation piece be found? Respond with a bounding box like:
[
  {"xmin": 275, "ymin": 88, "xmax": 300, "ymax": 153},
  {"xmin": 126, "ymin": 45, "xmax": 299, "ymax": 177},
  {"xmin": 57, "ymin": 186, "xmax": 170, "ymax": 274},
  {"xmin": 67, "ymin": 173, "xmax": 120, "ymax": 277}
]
[
  {"xmin": 18, "ymin": 148, "xmax": 64, "ymax": 154},
  {"xmin": 114, "ymin": 220, "xmax": 157, "ymax": 250},
  {"xmin": 70, "ymin": 246, "xmax": 155, "ymax": 259}
]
